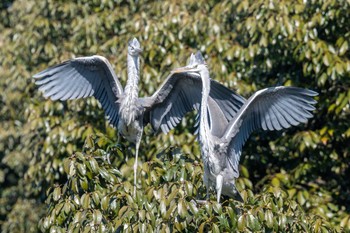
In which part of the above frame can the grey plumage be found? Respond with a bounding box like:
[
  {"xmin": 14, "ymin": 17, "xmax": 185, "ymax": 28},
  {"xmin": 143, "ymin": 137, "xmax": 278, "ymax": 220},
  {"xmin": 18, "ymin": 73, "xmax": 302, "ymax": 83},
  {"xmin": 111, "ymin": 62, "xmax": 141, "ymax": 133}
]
[
  {"xmin": 33, "ymin": 39, "xmax": 245, "ymax": 196},
  {"xmin": 172, "ymin": 51, "xmax": 318, "ymax": 203}
]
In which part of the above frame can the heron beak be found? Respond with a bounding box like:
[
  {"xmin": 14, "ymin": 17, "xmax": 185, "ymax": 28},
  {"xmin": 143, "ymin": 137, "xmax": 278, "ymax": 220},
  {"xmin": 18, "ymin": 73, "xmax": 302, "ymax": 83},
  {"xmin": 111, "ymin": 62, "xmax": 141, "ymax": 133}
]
[
  {"xmin": 135, "ymin": 48, "xmax": 143, "ymax": 53},
  {"xmin": 171, "ymin": 66, "xmax": 199, "ymax": 74}
]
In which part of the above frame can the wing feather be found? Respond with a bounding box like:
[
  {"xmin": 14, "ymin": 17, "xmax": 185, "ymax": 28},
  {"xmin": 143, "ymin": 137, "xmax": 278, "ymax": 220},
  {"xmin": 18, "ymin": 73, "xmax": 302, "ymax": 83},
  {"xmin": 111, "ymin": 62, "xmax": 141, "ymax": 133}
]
[
  {"xmin": 268, "ymin": 103, "xmax": 281, "ymax": 130},
  {"xmin": 271, "ymin": 103, "xmax": 289, "ymax": 129},
  {"xmin": 144, "ymin": 73, "xmax": 245, "ymax": 134},
  {"xmin": 274, "ymin": 102, "xmax": 299, "ymax": 126},
  {"xmin": 33, "ymin": 55, "xmax": 123, "ymax": 128},
  {"xmin": 259, "ymin": 101, "xmax": 268, "ymax": 131},
  {"xmin": 225, "ymin": 86, "xmax": 317, "ymax": 177},
  {"xmin": 278, "ymin": 98, "xmax": 309, "ymax": 123}
]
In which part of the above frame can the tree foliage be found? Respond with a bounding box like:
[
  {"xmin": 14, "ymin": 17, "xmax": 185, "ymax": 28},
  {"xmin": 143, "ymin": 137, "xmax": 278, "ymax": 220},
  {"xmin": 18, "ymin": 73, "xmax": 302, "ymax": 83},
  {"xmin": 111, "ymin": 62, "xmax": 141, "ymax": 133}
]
[{"xmin": 0, "ymin": 0, "xmax": 349, "ymax": 232}]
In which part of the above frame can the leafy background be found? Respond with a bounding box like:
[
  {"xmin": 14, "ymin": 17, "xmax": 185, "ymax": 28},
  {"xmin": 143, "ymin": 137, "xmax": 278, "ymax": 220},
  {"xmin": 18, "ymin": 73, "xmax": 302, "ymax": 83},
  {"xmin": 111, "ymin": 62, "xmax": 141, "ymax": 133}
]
[{"xmin": 0, "ymin": 0, "xmax": 349, "ymax": 232}]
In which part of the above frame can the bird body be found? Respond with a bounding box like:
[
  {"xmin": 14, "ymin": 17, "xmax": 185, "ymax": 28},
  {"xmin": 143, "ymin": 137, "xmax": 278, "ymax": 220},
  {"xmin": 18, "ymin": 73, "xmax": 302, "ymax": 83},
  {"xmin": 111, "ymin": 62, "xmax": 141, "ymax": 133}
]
[
  {"xmin": 117, "ymin": 117, "xmax": 142, "ymax": 143},
  {"xmin": 172, "ymin": 51, "xmax": 317, "ymax": 202},
  {"xmin": 197, "ymin": 66, "xmax": 241, "ymax": 200}
]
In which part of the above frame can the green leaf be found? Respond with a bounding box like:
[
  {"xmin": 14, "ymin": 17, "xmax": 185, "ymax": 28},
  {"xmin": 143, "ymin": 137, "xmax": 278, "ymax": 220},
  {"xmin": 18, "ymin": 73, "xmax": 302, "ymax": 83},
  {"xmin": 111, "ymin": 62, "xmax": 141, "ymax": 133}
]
[
  {"xmin": 63, "ymin": 159, "xmax": 71, "ymax": 175},
  {"xmin": 198, "ymin": 222, "xmax": 207, "ymax": 233},
  {"xmin": 265, "ymin": 210, "xmax": 273, "ymax": 228},
  {"xmin": 165, "ymin": 201, "xmax": 177, "ymax": 220},
  {"xmin": 339, "ymin": 40, "xmax": 348, "ymax": 56},
  {"xmin": 177, "ymin": 199, "xmax": 188, "ymax": 218},
  {"xmin": 237, "ymin": 215, "xmax": 245, "ymax": 231},
  {"xmin": 80, "ymin": 177, "xmax": 89, "ymax": 191},
  {"xmin": 53, "ymin": 187, "xmax": 61, "ymax": 201},
  {"xmin": 323, "ymin": 53, "xmax": 330, "ymax": 66},
  {"xmin": 340, "ymin": 216, "xmax": 349, "ymax": 228},
  {"xmin": 160, "ymin": 199, "xmax": 166, "ymax": 216},
  {"xmin": 297, "ymin": 191, "xmax": 306, "ymax": 205},
  {"xmin": 139, "ymin": 209, "xmax": 146, "ymax": 222},
  {"xmin": 69, "ymin": 162, "xmax": 76, "ymax": 177},
  {"xmin": 188, "ymin": 201, "xmax": 199, "ymax": 215},
  {"xmin": 271, "ymin": 177, "xmax": 280, "ymax": 187},
  {"xmin": 93, "ymin": 210, "xmax": 102, "ymax": 224},
  {"xmin": 101, "ymin": 195, "xmax": 110, "ymax": 211},
  {"xmin": 91, "ymin": 192, "xmax": 100, "ymax": 206},
  {"xmin": 335, "ymin": 62, "xmax": 344, "ymax": 75},
  {"xmin": 81, "ymin": 193, "xmax": 91, "ymax": 209},
  {"xmin": 212, "ymin": 223, "xmax": 220, "ymax": 233},
  {"xmin": 213, "ymin": 202, "xmax": 222, "ymax": 214},
  {"xmin": 63, "ymin": 202, "xmax": 71, "ymax": 215},
  {"xmin": 118, "ymin": 206, "xmax": 129, "ymax": 218},
  {"xmin": 77, "ymin": 163, "xmax": 86, "ymax": 176},
  {"xmin": 88, "ymin": 158, "xmax": 99, "ymax": 174}
]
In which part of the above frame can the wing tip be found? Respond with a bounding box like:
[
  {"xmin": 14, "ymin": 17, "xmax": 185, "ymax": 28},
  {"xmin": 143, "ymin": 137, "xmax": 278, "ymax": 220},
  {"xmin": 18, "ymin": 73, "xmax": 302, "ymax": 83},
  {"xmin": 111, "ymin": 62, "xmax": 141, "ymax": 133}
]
[
  {"xmin": 33, "ymin": 71, "xmax": 46, "ymax": 79},
  {"xmin": 305, "ymin": 89, "xmax": 319, "ymax": 97}
]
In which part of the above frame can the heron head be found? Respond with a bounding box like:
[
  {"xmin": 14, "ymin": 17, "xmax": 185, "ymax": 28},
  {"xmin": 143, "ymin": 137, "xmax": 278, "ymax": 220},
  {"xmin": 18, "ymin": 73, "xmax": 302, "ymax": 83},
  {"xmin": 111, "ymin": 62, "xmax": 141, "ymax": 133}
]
[
  {"xmin": 171, "ymin": 51, "xmax": 207, "ymax": 76},
  {"xmin": 128, "ymin": 38, "xmax": 142, "ymax": 56},
  {"xmin": 188, "ymin": 53, "xmax": 196, "ymax": 66}
]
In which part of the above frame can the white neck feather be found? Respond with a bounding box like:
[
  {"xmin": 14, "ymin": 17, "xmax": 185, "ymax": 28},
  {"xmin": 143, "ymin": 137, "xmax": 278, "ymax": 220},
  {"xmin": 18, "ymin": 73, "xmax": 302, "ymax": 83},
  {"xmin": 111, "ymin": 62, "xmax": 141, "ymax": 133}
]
[
  {"xmin": 120, "ymin": 54, "xmax": 140, "ymax": 124},
  {"xmin": 125, "ymin": 54, "xmax": 140, "ymax": 97},
  {"xmin": 199, "ymin": 68, "xmax": 212, "ymax": 149}
]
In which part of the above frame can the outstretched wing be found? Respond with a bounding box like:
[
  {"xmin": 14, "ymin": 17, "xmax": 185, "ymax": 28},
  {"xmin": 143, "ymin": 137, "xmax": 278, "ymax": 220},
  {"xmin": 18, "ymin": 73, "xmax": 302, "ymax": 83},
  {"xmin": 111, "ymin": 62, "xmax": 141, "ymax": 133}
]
[
  {"xmin": 33, "ymin": 55, "xmax": 123, "ymax": 127},
  {"xmin": 223, "ymin": 86, "xmax": 318, "ymax": 177},
  {"xmin": 142, "ymin": 73, "xmax": 245, "ymax": 133}
]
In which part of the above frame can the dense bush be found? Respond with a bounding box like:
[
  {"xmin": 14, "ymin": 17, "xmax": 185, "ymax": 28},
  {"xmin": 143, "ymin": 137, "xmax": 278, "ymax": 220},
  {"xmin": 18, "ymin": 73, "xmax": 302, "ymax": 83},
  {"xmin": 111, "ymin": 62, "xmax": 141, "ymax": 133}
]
[{"xmin": 0, "ymin": 0, "xmax": 349, "ymax": 232}]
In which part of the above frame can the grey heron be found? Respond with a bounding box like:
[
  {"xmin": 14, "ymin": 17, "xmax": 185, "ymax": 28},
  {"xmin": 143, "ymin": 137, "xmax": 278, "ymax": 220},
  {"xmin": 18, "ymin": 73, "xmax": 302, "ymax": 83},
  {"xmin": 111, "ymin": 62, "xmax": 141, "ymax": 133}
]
[
  {"xmin": 172, "ymin": 51, "xmax": 318, "ymax": 203},
  {"xmin": 33, "ymin": 39, "xmax": 245, "ymax": 195}
]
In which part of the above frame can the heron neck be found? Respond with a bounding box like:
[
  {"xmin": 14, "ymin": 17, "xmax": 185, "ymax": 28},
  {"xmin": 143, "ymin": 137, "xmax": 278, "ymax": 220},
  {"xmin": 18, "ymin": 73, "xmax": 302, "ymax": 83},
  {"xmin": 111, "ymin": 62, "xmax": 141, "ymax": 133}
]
[
  {"xmin": 120, "ymin": 54, "xmax": 140, "ymax": 125},
  {"xmin": 124, "ymin": 54, "xmax": 140, "ymax": 103},
  {"xmin": 199, "ymin": 69, "xmax": 211, "ymax": 144}
]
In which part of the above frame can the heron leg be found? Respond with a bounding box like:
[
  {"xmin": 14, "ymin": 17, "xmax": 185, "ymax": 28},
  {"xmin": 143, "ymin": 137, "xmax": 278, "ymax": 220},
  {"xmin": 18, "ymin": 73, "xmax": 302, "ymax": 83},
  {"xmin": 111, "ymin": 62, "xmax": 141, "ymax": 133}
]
[
  {"xmin": 195, "ymin": 199, "xmax": 208, "ymax": 205},
  {"xmin": 133, "ymin": 132, "xmax": 142, "ymax": 197},
  {"xmin": 117, "ymin": 132, "xmax": 121, "ymax": 145},
  {"xmin": 195, "ymin": 171, "xmax": 210, "ymax": 204},
  {"xmin": 203, "ymin": 169, "xmax": 210, "ymax": 200},
  {"xmin": 216, "ymin": 174, "xmax": 223, "ymax": 203}
]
